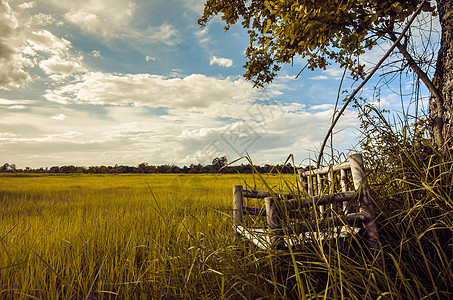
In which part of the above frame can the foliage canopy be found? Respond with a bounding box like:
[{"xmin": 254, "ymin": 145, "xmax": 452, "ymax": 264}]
[{"xmin": 199, "ymin": 0, "xmax": 435, "ymax": 87}]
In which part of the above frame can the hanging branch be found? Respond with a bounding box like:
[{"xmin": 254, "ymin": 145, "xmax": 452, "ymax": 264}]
[{"xmin": 316, "ymin": 0, "xmax": 428, "ymax": 167}]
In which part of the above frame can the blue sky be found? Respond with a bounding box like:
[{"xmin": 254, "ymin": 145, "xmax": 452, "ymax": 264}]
[{"xmin": 0, "ymin": 0, "xmax": 439, "ymax": 168}]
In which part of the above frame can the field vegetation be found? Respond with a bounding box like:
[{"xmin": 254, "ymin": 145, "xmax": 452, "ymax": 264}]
[
  {"xmin": 0, "ymin": 173, "xmax": 296, "ymax": 299},
  {"xmin": 2, "ymin": 130, "xmax": 453, "ymax": 299},
  {"xmin": 1, "ymin": 107, "xmax": 453, "ymax": 299}
]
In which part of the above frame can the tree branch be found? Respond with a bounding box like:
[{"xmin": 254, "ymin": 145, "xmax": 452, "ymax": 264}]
[
  {"xmin": 387, "ymin": 31, "xmax": 443, "ymax": 105},
  {"xmin": 316, "ymin": 0, "xmax": 427, "ymax": 167}
]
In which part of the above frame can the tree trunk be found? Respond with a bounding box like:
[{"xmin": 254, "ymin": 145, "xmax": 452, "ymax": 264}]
[{"xmin": 430, "ymin": 0, "xmax": 453, "ymax": 152}]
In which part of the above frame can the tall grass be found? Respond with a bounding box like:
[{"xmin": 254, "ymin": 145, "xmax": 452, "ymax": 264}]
[
  {"xmin": 0, "ymin": 173, "xmax": 294, "ymax": 298},
  {"xmin": 230, "ymin": 102, "xmax": 453, "ymax": 299},
  {"xmin": 356, "ymin": 104, "xmax": 453, "ymax": 299}
]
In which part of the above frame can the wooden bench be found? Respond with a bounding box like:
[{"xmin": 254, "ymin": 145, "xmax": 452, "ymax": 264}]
[{"xmin": 232, "ymin": 154, "xmax": 381, "ymax": 260}]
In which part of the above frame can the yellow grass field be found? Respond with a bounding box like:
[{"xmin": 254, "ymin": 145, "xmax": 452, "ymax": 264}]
[
  {"xmin": 2, "ymin": 168, "xmax": 453, "ymax": 299},
  {"xmin": 0, "ymin": 173, "xmax": 295, "ymax": 299}
]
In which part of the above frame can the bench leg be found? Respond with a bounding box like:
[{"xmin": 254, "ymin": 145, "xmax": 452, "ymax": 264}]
[
  {"xmin": 349, "ymin": 154, "xmax": 383, "ymax": 267},
  {"xmin": 265, "ymin": 197, "xmax": 285, "ymax": 249},
  {"xmin": 233, "ymin": 185, "xmax": 243, "ymax": 235}
]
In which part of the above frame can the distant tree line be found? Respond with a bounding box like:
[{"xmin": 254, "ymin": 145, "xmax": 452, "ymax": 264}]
[{"xmin": 0, "ymin": 157, "xmax": 303, "ymax": 174}]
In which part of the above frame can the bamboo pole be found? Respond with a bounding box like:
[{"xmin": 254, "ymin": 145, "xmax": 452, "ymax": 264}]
[
  {"xmin": 327, "ymin": 169, "xmax": 334, "ymax": 211},
  {"xmin": 242, "ymin": 189, "xmax": 357, "ymax": 209},
  {"xmin": 298, "ymin": 169, "xmax": 308, "ymax": 194},
  {"xmin": 349, "ymin": 154, "xmax": 383, "ymax": 266},
  {"xmin": 284, "ymin": 191, "xmax": 357, "ymax": 210},
  {"xmin": 300, "ymin": 161, "xmax": 351, "ymax": 176},
  {"xmin": 245, "ymin": 191, "xmax": 357, "ymax": 216},
  {"xmin": 233, "ymin": 185, "xmax": 243, "ymax": 234},
  {"xmin": 243, "ymin": 189, "xmax": 295, "ymax": 199},
  {"xmin": 340, "ymin": 169, "xmax": 348, "ymax": 213},
  {"xmin": 265, "ymin": 197, "xmax": 284, "ymax": 249},
  {"xmin": 317, "ymin": 173, "xmax": 325, "ymax": 215},
  {"xmin": 307, "ymin": 175, "xmax": 313, "ymax": 196}
]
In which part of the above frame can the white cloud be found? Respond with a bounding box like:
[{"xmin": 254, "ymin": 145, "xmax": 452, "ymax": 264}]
[
  {"xmin": 60, "ymin": 6, "xmax": 180, "ymax": 45},
  {"xmin": 0, "ymin": 2, "xmax": 89, "ymax": 89},
  {"xmin": 41, "ymin": 0, "xmax": 136, "ymax": 36},
  {"xmin": 0, "ymin": 98, "xmax": 32, "ymax": 110},
  {"xmin": 65, "ymin": 10, "xmax": 114, "ymax": 36},
  {"xmin": 0, "ymin": 98, "xmax": 34, "ymax": 105},
  {"xmin": 0, "ymin": 132, "xmax": 17, "ymax": 138},
  {"xmin": 0, "ymin": 60, "xmax": 30, "ymax": 89},
  {"xmin": 210, "ymin": 56, "xmax": 233, "ymax": 67},
  {"xmin": 196, "ymin": 27, "xmax": 210, "ymax": 50},
  {"xmin": 8, "ymin": 105, "xmax": 27, "ymax": 110},
  {"xmin": 39, "ymin": 56, "xmax": 85, "ymax": 76},
  {"xmin": 176, "ymin": 0, "xmax": 205, "ymax": 15},
  {"xmin": 324, "ymin": 68, "xmax": 345, "ymax": 79},
  {"xmin": 147, "ymin": 23, "xmax": 181, "ymax": 46},
  {"xmin": 310, "ymin": 104, "xmax": 335, "ymax": 110},
  {"xmin": 27, "ymin": 30, "xmax": 71, "ymax": 54},
  {"xmin": 51, "ymin": 113, "xmax": 66, "ymax": 120},
  {"xmin": 145, "ymin": 56, "xmax": 155, "ymax": 61},
  {"xmin": 91, "ymin": 50, "xmax": 101, "ymax": 57},
  {"xmin": 174, "ymin": 103, "xmax": 359, "ymax": 165},
  {"xmin": 0, "ymin": 131, "xmax": 83, "ymax": 144},
  {"xmin": 309, "ymin": 75, "xmax": 328, "ymax": 80},
  {"xmin": 44, "ymin": 72, "xmax": 256, "ymax": 108},
  {"xmin": 0, "ymin": 96, "xmax": 360, "ymax": 168},
  {"xmin": 0, "ymin": 0, "xmax": 30, "ymax": 88},
  {"xmin": 30, "ymin": 13, "xmax": 56, "ymax": 26},
  {"xmin": 43, "ymin": 93, "xmax": 70, "ymax": 104},
  {"xmin": 18, "ymin": 1, "xmax": 35, "ymax": 9}
]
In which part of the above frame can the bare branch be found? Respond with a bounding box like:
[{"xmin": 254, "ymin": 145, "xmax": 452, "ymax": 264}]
[{"xmin": 316, "ymin": 0, "xmax": 428, "ymax": 167}]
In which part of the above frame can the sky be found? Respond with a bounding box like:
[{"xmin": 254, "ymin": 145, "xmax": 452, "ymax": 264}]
[{"xmin": 0, "ymin": 0, "xmax": 440, "ymax": 169}]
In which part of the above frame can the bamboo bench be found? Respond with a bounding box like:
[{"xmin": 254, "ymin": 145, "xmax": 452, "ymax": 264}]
[{"xmin": 232, "ymin": 154, "xmax": 381, "ymax": 256}]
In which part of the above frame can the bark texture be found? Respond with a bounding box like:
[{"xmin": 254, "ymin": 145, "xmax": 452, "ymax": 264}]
[{"xmin": 430, "ymin": 0, "xmax": 453, "ymax": 152}]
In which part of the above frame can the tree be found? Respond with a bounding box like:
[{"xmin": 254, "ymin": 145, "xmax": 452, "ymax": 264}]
[
  {"xmin": 189, "ymin": 163, "xmax": 203, "ymax": 173},
  {"xmin": 136, "ymin": 163, "xmax": 148, "ymax": 173},
  {"xmin": 211, "ymin": 156, "xmax": 228, "ymax": 172},
  {"xmin": 1, "ymin": 163, "xmax": 10, "ymax": 172},
  {"xmin": 199, "ymin": 0, "xmax": 453, "ymax": 153},
  {"xmin": 1, "ymin": 163, "xmax": 16, "ymax": 173},
  {"xmin": 49, "ymin": 166, "xmax": 60, "ymax": 173}
]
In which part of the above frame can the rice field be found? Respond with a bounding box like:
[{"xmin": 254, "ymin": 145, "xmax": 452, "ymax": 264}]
[
  {"xmin": 1, "ymin": 169, "xmax": 452, "ymax": 299},
  {"xmin": 0, "ymin": 173, "xmax": 294, "ymax": 299}
]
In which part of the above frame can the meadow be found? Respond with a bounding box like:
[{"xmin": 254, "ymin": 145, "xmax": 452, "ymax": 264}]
[
  {"xmin": 1, "ymin": 162, "xmax": 452, "ymax": 299},
  {"xmin": 0, "ymin": 173, "xmax": 295, "ymax": 299}
]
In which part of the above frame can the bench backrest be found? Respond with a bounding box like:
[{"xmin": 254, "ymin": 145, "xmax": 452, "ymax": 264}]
[
  {"xmin": 298, "ymin": 153, "xmax": 371, "ymax": 215},
  {"xmin": 233, "ymin": 154, "xmax": 381, "ymax": 257}
]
